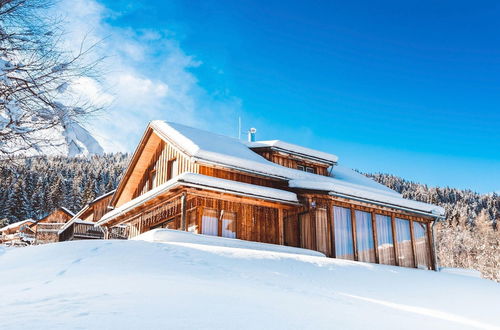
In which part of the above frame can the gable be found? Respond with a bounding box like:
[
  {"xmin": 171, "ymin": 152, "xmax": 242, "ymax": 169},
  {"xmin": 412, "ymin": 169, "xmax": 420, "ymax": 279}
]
[{"xmin": 112, "ymin": 127, "xmax": 198, "ymax": 208}]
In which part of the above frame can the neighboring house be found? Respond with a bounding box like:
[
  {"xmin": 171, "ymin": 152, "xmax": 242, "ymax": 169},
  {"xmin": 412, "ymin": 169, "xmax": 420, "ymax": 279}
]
[
  {"xmin": 96, "ymin": 121, "xmax": 445, "ymax": 270},
  {"xmin": 59, "ymin": 190, "xmax": 127, "ymax": 241},
  {"xmin": 33, "ymin": 208, "xmax": 75, "ymax": 244},
  {"xmin": 0, "ymin": 219, "xmax": 36, "ymax": 246}
]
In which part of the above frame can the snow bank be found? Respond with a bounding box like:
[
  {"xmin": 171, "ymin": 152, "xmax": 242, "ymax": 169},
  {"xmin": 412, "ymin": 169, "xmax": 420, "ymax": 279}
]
[
  {"xmin": 134, "ymin": 229, "xmax": 324, "ymax": 257},
  {"xmin": 439, "ymin": 267, "xmax": 482, "ymax": 279},
  {"xmin": 0, "ymin": 231, "xmax": 499, "ymax": 329}
]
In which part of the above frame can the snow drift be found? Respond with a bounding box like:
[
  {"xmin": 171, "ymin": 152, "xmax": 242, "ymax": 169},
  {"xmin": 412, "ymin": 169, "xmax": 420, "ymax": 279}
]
[{"xmin": 0, "ymin": 229, "xmax": 499, "ymax": 330}]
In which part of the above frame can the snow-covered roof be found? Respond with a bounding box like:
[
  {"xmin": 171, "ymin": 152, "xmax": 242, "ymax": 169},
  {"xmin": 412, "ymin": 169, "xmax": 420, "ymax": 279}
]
[
  {"xmin": 147, "ymin": 121, "xmax": 444, "ymax": 217},
  {"xmin": 246, "ymin": 140, "xmax": 338, "ymax": 164},
  {"xmin": 0, "ymin": 219, "xmax": 36, "ymax": 232},
  {"xmin": 60, "ymin": 207, "xmax": 75, "ymax": 217},
  {"xmin": 98, "ymin": 172, "xmax": 300, "ymax": 225},
  {"xmin": 90, "ymin": 190, "xmax": 116, "ymax": 204}
]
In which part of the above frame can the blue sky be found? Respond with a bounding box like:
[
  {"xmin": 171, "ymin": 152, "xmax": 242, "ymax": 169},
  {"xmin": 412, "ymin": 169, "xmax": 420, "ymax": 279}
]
[{"xmin": 62, "ymin": 0, "xmax": 499, "ymax": 193}]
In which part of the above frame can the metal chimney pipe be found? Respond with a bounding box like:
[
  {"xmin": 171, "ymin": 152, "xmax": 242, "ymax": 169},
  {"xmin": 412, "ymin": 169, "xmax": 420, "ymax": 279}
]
[{"xmin": 248, "ymin": 128, "xmax": 257, "ymax": 142}]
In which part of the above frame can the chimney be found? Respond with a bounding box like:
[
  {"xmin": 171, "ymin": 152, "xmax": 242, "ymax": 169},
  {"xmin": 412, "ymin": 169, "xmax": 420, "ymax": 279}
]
[{"xmin": 247, "ymin": 128, "xmax": 257, "ymax": 142}]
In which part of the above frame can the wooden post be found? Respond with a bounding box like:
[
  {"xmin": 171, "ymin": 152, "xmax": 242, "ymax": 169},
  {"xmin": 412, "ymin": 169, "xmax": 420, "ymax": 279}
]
[
  {"xmin": 277, "ymin": 208, "xmax": 284, "ymax": 245},
  {"xmin": 180, "ymin": 192, "xmax": 187, "ymax": 231},
  {"xmin": 409, "ymin": 219, "xmax": 417, "ymax": 268},
  {"xmin": 327, "ymin": 203, "xmax": 334, "ymax": 258},
  {"xmin": 351, "ymin": 208, "xmax": 358, "ymax": 261},
  {"xmin": 391, "ymin": 215, "xmax": 399, "ymax": 266},
  {"xmin": 427, "ymin": 222, "xmax": 437, "ymax": 271},
  {"xmin": 371, "ymin": 211, "xmax": 379, "ymax": 264}
]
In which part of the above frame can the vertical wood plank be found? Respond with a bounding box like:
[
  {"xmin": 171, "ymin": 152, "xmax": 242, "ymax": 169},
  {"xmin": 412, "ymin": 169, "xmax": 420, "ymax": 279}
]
[
  {"xmin": 371, "ymin": 211, "xmax": 379, "ymax": 264},
  {"xmin": 391, "ymin": 214, "xmax": 399, "ymax": 267},
  {"xmin": 409, "ymin": 219, "xmax": 417, "ymax": 268},
  {"xmin": 277, "ymin": 208, "xmax": 284, "ymax": 245},
  {"xmin": 351, "ymin": 208, "xmax": 358, "ymax": 261}
]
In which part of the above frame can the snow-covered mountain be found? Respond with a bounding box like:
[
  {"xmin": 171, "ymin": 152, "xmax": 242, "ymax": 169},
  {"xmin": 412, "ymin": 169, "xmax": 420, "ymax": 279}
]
[
  {"xmin": 9, "ymin": 121, "xmax": 104, "ymax": 158},
  {"xmin": 0, "ymin": 229, "xmax": 499, "ymax": 329}
]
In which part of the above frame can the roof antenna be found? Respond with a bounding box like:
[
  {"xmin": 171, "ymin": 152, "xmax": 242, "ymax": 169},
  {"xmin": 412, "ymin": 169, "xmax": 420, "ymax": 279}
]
[{"xmin": 247, "ymin": 127, "xmax": 257, "ymax": 142}]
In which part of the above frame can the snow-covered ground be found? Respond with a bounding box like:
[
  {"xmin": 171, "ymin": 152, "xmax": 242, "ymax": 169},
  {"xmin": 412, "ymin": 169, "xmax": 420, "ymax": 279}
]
[{"xmin": 0, "ymin": 230, "xmax": 499, "ymax": 330}]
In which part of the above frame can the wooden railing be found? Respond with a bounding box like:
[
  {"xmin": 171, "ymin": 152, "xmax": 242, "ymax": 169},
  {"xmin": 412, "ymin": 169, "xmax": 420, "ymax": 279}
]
[{"xmin": 59, "ymin": 222, "xmax": 105, "ymax": 241}]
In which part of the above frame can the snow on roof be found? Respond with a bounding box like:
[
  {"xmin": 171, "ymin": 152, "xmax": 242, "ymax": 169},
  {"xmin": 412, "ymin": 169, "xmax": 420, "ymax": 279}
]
[
  {"xmin": 148, "ymin": 121, "xmax": 443, "ymax": 216},
  {"xmin": 98, "ymin": 172, "xmax": 299, "ymax": 226},
  {"xmin": 290, "ymin": 179, "xmax": 445, "ymax": 216},
  {"xmin": 60, "ymin": 207, "xmax": 75, "ymax": 217},
  {"xmin": 0, "ymin": 219, "xmax": 36, "ymax": 232},
  {"xmin": 90, "ymin": 190, "xmax": 116, "ymax": 204},
  {"xmin": 247, "ymin": 140, "xmax": 338, "ymax": 163}
]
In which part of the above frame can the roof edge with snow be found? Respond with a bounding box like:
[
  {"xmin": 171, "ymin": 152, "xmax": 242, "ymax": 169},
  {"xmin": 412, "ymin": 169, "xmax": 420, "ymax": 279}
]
[{"xmin": 97, "ymin": 172, "xmax": 300, "ymax": 226}]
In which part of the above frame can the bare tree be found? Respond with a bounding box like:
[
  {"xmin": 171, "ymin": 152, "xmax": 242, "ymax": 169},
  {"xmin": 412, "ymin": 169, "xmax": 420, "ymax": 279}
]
[{"xmin": 0, "ymin": 0, "xmax": 103, "ymax": 156}]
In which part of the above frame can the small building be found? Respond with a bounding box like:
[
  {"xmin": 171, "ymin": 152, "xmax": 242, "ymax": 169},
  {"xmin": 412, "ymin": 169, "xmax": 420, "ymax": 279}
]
[
  {"xmin": 0, "ymin": 219, "xmax": 36, "ymax": 246},
  {"xmin": 58, "ymin": 190, "xmax": 128, "ymax": 241},
  {"xmin": 97, "ymin": 121, "xmax": 445, "ymax": 270},
  {"xmin": 33, "ymin": 208, "xmax": 75, "ymax": 244}
]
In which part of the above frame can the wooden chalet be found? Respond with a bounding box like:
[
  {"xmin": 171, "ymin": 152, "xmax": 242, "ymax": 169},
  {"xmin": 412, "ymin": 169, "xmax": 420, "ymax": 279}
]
[
  {"xmin": 59, "ymin": 190, "xmax": 127, "ymax": 241},
  {"xmin": 0, "ymin": 219, "xmax": 36, "ymax": 246},
  {"xmin": 97, "ymin": 121, "xmax": 445, "ymax": 270},
  {"xmin": 32, "ymin": 207, "xmax": 74, "ymax": 244}
]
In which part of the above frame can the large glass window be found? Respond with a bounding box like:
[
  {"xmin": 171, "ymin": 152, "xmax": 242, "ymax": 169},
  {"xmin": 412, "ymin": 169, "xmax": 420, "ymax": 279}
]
[
  {"xmin": 222, "ymin": 211, "xmax": 236, "ymax": 238},
  {"xmin": 300, "ymin": 213, "xmax": 314, "ymax": 250},
  {"xmin": 375, "ymin": 215, "xmax": 396, "ymax": 265},
  {"xmin": 395, "ymin": 218, "xmax": 415, "ymax": 267},
  {"xmin": 355, "ymin": 210, "xmax": 376, "ymax": 263},
  {"xmin": 315, "ymin": 208, "xmax": 331, "ymax": 256},
  {"xmin": 201, "ymin": 209, "xmax": 218, "ymax": 236},
  {"xmin": 413, "ymin": 221, "xmax": 432, "ymax": 269},
  {"xmin": 333, "ymin": 206, "xmax": 354, "ymax": 260}
]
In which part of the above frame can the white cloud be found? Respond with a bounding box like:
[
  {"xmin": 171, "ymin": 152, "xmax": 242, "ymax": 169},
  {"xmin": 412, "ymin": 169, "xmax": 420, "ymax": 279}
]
[{"xmin": 55, "ymin": 0, "xmax": 242, "ymax": 152}]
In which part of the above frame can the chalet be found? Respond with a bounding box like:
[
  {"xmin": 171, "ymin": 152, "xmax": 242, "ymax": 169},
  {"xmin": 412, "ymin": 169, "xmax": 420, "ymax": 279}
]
[
  {"xmin": 59, "ymin": 190, "xmax": 127, "ymax": 241},
  {"xmin": 0, "ymin": 219, "xmax": 36, "ymax": 246},
  {"xmin": 33, "ymin": 207, "xmax": 74, "ymax": 244},
  {"xmin": 96, "ymin": 121, "xmax": 445, "ymax": 270}
]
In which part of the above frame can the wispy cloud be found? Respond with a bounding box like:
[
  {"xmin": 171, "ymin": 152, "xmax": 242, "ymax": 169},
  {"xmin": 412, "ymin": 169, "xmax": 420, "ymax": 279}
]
[{"xmin": 55, "ymin": 0, "xmax": 243, "ymax": 152}]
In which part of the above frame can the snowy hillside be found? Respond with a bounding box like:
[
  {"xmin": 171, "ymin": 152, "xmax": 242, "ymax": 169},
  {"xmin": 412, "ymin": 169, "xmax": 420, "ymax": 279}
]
[{"xmin": 0, "ymin": 230, "xmax": 499, "ymax": 330}]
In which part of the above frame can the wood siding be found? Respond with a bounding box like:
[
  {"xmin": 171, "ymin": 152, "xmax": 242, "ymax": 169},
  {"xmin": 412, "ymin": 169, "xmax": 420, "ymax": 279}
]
[
  {"xmin": 134, "ymin": 141, "xmax": 199, "ymax": 199},
  {"xmin": 253, "ymin": 149, "xmax": 330, "ymax": 176}
]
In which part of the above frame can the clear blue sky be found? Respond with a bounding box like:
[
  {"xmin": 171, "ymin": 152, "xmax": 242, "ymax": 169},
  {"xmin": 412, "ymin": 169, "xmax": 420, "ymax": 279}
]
[{"xmin": 96, "ymin": 0, "xmax": 500, "ymax": 193}]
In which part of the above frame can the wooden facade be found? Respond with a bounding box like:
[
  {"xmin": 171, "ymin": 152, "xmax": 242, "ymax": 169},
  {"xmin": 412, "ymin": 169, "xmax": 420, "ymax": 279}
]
[
  {"xmin": 58, "ymin": 191, "xmax": 121, "ymax": 242},
  {"xmin": 33, "ymin": 208, "xmax": 74, "ymax": 244},
  {"xmin": 100, "ymin": 122, "xmax": 441, "ymax": 271},
  {"xmin": 0, "ymin": 220, "xmax": 36, "ymax": 246}
]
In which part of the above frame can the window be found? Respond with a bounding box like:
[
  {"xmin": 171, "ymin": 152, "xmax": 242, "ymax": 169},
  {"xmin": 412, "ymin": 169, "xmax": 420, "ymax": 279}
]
[
  {"xmin": 167, "ymin": 158, "xmax": 178, "ymax": 180},
  {"xmin": 201, "ymin": 209, "xmax": 237, "ymax": 238},
  {"xmin": 376, "ymin": 215, "xmax": 395, "ymax": 265},
  {"xmin": 305, "ymin": 166, "xmax": 315, "ymax": 174},
  {"xmin": 149, "ymin": 169, "xmax": 157, "ymax": 189},
  {"xmin": 221, "ymin": 211, "xmax": 236, "ymax": 238},
  {"xmin": 201, "ymin": 209, "xmax": 218, "ymax": 236},
  {"xmin": 355, "ymin": 210, "xmax": 376, "ymax": 263},
  {"xmin": 395, "ymin": 218, "xmax": 415, "ymax": 267},
  {"xmin": 315, "ymin": 208, "xmax": 331, "ymax": 256},
  {"xmin": 333, "ymin": 206, "xmax": 354, "ymax": 260},
  {"xmin": 187, "ymin": 210, "xmax": 198, "ymax": 233},
  {"xmin": 297, "ymin": 164, "xmax": 316, "ymax": 174},
  {"xmin": 300, "ymin": 213, "xmax": 314, "ymax": 250},
  {"xmin": 413, "ymin": 222, "xmax": 432, "ymax": 269}
]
